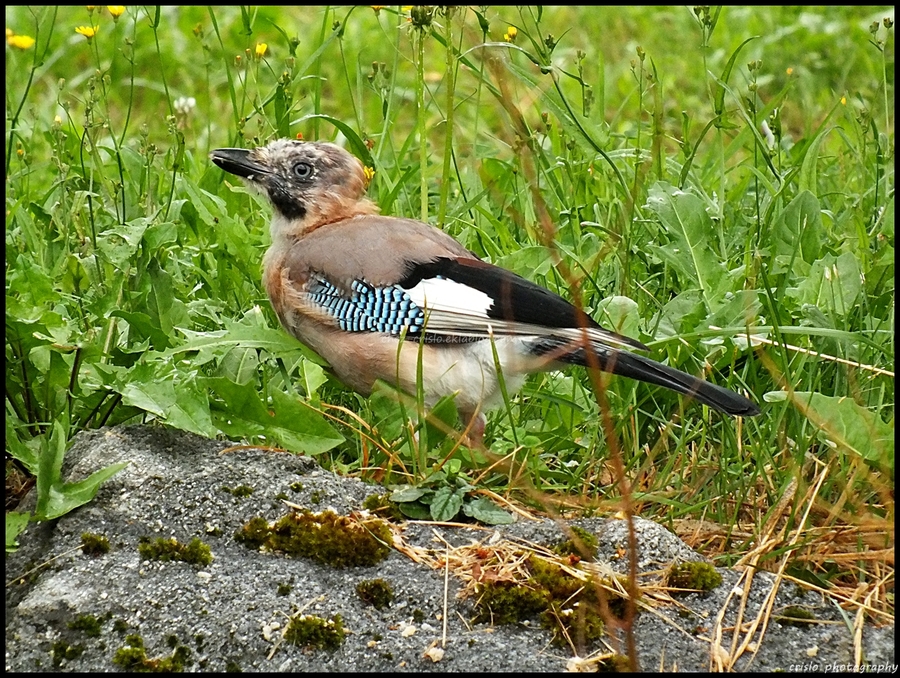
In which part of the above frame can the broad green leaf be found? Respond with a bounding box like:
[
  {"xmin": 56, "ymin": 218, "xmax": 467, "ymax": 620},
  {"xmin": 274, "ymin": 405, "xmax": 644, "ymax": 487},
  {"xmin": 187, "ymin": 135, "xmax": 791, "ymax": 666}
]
[
  {"xmin": 705, "ymin": 290, "xmax": 763, "ymax": 335},
  {"xmin": 35, "ymin": 419, "xmax": 68, "ymax": 520},
  {"xmin": 147, "ymin": 260, "xmax": 189, "ymax": 346},
  {"xmin": 420, "ymin": 394, "xmax": 459, "ymax": 452},
  {"xmin": 111, "ymin": 310, "xmax": 173, "ymax": 351},
  {"xmin": 40, "ymin": 461, "xmax": 130, "ymax": 521},
  {"xmin": 369, "ymin": 381, "xmax": 412, "ymax": 443},
  {"xmin": 398, "ymin": 501, "xmax": 431, "ymax": 520},
  {"xmin": 143, "ymin": 221, "xmax": 179, "ymax": 251},
  {"xmin": 7, "ymin": 256, "xmax": 59, "ymax": 319},
  {"xmin": 268, "ymin": 388, "xmax": 343, "ymax": 454},
  {"xmin": 786, "ymin": 252, "xmax": 863, "ymax": 316},
  {"xmin": 6, "ymin": 512, "xmax": 31, "ymax": 552},
  {"xmin": 219, "ymin": 346, "xmax": 260, "ymax": 385},
  {"xmin": 180, "ymin": 178, "xmax": 228, "ymax": 227},
  {"xmin": 171, "ymin": 324, "xmax": 321, "ymax": 363},
  {"xmin": 495, "ymin": 246, "xmax": 556, "ymax": 279},
  {"xmin": 430, "ymin": 486, "xmax": 465, "ymax": 522},
  {"xmin": 463, "ymin": 497, "xmax": 516, "ymax": 525},
  {"xmin": 595, "ymin": 295, "xmax": 641, "ymax": 341},
  {"xmin": 34, "ymin": 418, "xmax": 129, "ymax": 521},
  {"xmin": 646, "ymin": 183, "xmax": 729, "ymax": 310},
  {"xmin": 798, "ymin": 128, "xmax": 833, "ymax": 194},
  {"xmin": 765, "ymin": 391, "xmax": 893, "ymax": 469},
  {"xmin": 208, "ymin": 376, "xmax": 271, "ymax": 439},
  {"xmin": 164, "ymin": 381, "xmax": 216, "ymax": 438},
  {"xmin": 208, "ymin": 378, "xmax": 343, "ymax": 455},
  {"xmin": 390, "ymin": 486, "xmax": 426, "ymax": 503},
  {"xmin": 300, "ymin": 360, "xmax": 328, "ymax": 396},
  {"xmin": 6, "ymin": 418, "xmax": 40, "ymax": 475},
  {"xmin": 771, "ymin": 191, "xmax": 823, "ymax": 273},
  {"xmin": 121, "ymin": 378, "xmax": 175, "ymax": 417}
]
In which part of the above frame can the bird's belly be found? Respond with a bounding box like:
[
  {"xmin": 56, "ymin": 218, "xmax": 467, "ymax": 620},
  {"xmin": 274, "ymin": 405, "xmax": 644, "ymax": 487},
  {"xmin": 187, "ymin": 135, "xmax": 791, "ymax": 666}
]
[
  {"xmin": 398, "ymin": 337, "xmax": 532, "ymax": 414},
  {"xmin": 293, "ymin": 325, "xmax": 536, "ymax": 414}
]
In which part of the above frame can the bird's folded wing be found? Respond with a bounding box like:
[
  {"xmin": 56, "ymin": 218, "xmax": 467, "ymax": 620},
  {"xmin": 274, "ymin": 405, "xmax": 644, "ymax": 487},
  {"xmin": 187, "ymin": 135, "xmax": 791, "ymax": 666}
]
[
  {"xmin": 294, "ymin": 249, "xmax": 646, "ymax": 353},
  {"xmin": 396, "ymin": 257, "xmax": 649, "ymax": 351}
]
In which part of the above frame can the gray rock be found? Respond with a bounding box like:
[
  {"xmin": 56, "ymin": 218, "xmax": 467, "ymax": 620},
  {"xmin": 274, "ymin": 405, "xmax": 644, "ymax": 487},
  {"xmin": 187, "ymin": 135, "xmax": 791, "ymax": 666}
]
[{"xmin": 5, "ymin": 425, "xmax": 894, "ymax": 672}]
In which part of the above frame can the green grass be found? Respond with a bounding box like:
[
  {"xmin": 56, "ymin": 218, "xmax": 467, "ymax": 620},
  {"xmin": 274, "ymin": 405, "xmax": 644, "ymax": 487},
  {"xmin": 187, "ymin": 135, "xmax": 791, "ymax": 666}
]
[{"xmin": 5, "ymin": 4, "xmax": 894, "ymax": 612}]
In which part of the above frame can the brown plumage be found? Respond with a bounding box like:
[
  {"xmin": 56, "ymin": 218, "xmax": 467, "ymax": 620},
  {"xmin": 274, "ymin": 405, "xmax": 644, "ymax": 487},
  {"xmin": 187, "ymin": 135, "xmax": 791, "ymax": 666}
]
[{"xmin": 211, "ymin": 139, "xmax": 759, "ymax": 445}]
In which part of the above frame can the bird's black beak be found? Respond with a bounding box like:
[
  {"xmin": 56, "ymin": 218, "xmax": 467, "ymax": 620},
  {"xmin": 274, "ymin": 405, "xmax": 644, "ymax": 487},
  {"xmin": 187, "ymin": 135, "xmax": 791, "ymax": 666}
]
[{"xmin": 210, "ymin": 148, "xmax": 269, "ymax": 180}]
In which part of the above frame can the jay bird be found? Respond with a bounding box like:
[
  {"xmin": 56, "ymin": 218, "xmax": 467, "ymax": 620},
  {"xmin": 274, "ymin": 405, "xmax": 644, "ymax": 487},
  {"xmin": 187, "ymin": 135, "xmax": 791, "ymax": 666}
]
[{"xmin": 211, "ymin": 139, "xmax": 759, "ymax": 444}]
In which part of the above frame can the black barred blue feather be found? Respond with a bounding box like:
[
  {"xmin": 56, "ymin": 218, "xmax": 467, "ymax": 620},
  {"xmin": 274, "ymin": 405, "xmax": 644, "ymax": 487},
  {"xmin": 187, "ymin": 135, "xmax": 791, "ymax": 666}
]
[{"xmin": 308, "ymin": 278, "xmax": 426, "ymax": 335}]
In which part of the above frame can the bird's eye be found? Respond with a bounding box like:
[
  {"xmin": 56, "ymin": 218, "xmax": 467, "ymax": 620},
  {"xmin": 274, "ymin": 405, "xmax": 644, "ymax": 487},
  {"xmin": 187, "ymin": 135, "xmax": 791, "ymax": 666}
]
[{"xmin": 292, "ymin": 162, "xmax": 313, "ymax": 180}]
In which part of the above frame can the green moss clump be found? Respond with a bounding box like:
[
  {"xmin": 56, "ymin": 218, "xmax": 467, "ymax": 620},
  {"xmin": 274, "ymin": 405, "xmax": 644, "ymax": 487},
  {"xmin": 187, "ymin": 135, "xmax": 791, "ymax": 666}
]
[
  {"xmin": 68, "ymin": 612, "xmax": 110, "ymax": 637},
  {"xmin": 666, "ymin": 561, "xmax": 722, "ymax": 592},
  {"xmin": 225, "ymin": 660, "xmax": 242, "ymax": 672},
  {"xmin": 277, "ymin": 582, "xmax": 293, "ymax": 596},
  {"xmin": 595, "ymin": 654, "xmax": 631, "ymax": 671},
  {"xmin": 289, "ymin": 481, "xmax": 304, "ymax": 493},
  {"xmin": 362, "ymin": 493, "xmax": 405, "ymax": 521},
  {"xmin": 234, "ymin": 510, "xmax": 392, "ymax": 568},
  {"xmin": 528, "ymin": 556, "xmax": 582, "ymax": 600},
  {"xmin": 234, "ymin": 517, "xmax": 270, "ymax": 549},
  {"xmin": 475, "ymin": 581, "xmax": 549, "ymax": 625},
  {"xmin": 776, "ymin": 605, "xmax": 817, "ymax": 626},
  {"xmin": 553, "ymin": 525, "xmax": 599, "ymax": 561},
  {"xmin": 222, "ymin": 484, "xmax": 255, "ymax": 498},
  {"xmin": 356, "ymin": 578, "xmax": 394, "ymax": 610},
  {"xmin": 138, "ymin": 537, "xmax": 213, "ymax": 567},
  {"xmin": 474, "ymin": 555, "xmax": 634, "ymax": 650},
  {"xmin": 112, "ymin": 634, "xmax": 146, "ymax": 671},
  {"xmin": 283, "ymin": 614, "xmax": 345, "ymax": 650},
  {"xmin": 81, "ymin": 532, "xmax": 111, "ymax": 556},
  {"xmin": 51, "ymin": 641, "xmax": 84, "ymax": 667},
  {"xmin": 113, "ymin": 634, "xmax": 192, "ymax": 672},
  {"xmin": 540, "ymin": 601, "xmax": 606, "ymax": 649}
]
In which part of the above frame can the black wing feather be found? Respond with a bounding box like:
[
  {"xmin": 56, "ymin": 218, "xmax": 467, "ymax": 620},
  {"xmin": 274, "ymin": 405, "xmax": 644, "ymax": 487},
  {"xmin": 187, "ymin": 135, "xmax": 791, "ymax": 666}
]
[{"xmin": 399, "ymin": 257, "xmax": 648, "ymax": 351}]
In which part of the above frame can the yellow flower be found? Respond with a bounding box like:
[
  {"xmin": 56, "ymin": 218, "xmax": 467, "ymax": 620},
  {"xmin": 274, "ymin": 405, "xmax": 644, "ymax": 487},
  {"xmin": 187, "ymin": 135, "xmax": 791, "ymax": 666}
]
[
  {"xmin": 504, "ymin": 26, "xmax": 517, "ymax": 42},
  {"xmin": 363, "ymin": 165, "xmax": 375, "ymax": 186},
  {"xmin": 107, "ymin": 6, "xmax": 125, "ymax": 19},
  {"xmin": 6, "ymin": 28, "xmax": 12, "ymax": 38},
  {"xmin": 841, "ymin": 96, "xmax": 847, "ymax": 105},
  {"xmin": 255, "ymin": 42, "xmax": 267, "ymax": 57},
  {"xmin": 786, "ymin": 67, "xmax": 793, "ymax": 76},
  {"xmin": 7, "ymin": 33, "xmax": 36, "ymax": 49},
  {"xmin": 86, "ymin": 5, "xmax": 96, "ymax": 11},
  {"xmin": 75, "ymin": 25, "xmax": 99, "ymax": 40}
]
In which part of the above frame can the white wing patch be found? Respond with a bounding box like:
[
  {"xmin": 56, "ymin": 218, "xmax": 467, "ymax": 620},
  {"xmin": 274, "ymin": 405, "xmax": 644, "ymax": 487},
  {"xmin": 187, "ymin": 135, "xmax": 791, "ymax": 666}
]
[{"xmin": 405, "ymin": 277, "xmax": 493, "ymax": 318}]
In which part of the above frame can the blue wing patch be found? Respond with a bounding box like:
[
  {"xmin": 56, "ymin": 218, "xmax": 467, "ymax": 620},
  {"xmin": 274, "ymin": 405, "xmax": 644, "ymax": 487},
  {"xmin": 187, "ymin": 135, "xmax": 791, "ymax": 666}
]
[{"xmin": 308, "ymin": 278, "xmax": 425, "ymax": 335}]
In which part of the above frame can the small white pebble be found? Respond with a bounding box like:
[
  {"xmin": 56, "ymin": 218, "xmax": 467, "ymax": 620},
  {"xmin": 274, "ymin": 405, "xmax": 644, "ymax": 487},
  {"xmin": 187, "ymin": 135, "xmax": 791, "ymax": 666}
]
[{"xmin": 423, "ymin": 646, "xmax": 444, "ymax": 662}]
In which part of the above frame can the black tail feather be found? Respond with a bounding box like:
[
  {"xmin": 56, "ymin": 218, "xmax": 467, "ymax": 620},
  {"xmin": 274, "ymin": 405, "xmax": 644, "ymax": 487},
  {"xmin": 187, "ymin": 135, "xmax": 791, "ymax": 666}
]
[{"xmin": 532, "ymin": 339, "xmax": 760, "ymax": 417}]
